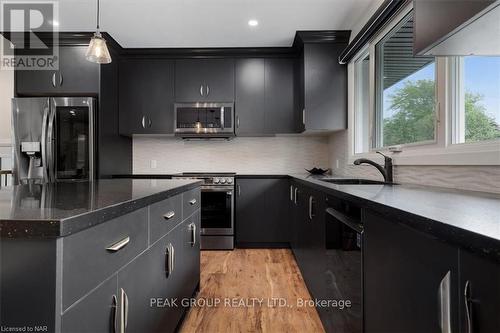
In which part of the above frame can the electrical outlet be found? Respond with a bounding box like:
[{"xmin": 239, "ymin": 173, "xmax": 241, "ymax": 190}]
[
  {"xmin": 150, "ymin": 160, "xmax": 157, "ymax": 169},
  {"xmin": 336, "ymin": 159, "xmax": 340, "ymax": 169}
]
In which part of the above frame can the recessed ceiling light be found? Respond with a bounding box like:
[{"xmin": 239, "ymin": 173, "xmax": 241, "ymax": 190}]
[{"xmin": 248, "ymin": 19, "xmax": 259, "ymax": 27}]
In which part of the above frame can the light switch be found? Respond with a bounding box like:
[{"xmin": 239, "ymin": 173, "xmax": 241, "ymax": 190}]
[{"xmin": 150, "ymin": 160, "xmax": 157, "ymax": 169}]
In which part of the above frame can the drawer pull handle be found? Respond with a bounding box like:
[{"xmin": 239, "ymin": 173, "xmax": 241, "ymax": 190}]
[
  {"xmin": 120, "ymin": 288, "xmax": 128, "ymax": 333},
  {"xmin": 106, "ymin": 236, "xmax": 130, "ymax": 252},
  {"xmin": 189, "ymin": 223, "xmax": 197, "ymax": 246},
  {"xmin": 163, "ymin": 211, "xmax": 175, "ymax": 220},
  {"xmin": 189, "ymin": 198, "xmax": 197, "ymax": 205},
  {"xmin": 165, "ymin": 243, "xmax": 175, "ymax": 277},
  {"xmin": 111, "ymin": 294, "xmax": 118, "ymax": 333}
]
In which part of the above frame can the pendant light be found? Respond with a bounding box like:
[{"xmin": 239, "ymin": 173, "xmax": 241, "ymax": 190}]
[{"xmin": 85, "ymin": 0, "xmax": 112, "ymax": 64}]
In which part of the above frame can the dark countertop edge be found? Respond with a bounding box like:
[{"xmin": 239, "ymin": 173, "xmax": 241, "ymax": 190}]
[
  {"xmin": 291, "ymin": 176, "xmax": 500, "ymax": 265},
  {"xmin": 0, "ymin": 181, "xmax": 202, "ymax": 239},
  {"xmin": 235, "ymin": 174, "xmax": 291, "ymax": 179},
  {"xmin": 112, "ymin": 174, "xmax": 175, "ymax": 179}
]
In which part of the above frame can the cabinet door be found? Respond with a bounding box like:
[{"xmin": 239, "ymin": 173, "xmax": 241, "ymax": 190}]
[
  {"xmin": 57, "ymin": 46, "xmax": 99, "ymax": 94},
  {"xmin": 303, "ymin": 43, "xmax": 347, "ymax": 131},
  {"xmin": 235, "ymin": 58, "xmax": 266, "ymax": 136},
  {"xmin": 61, "ymin": 275, "xmax": 118, "ymax": 333},
  {"xmin": 15, "ymin": 67, "xmax": 57, "ymax": 96},
  {"xmin": 177, "ymin": 211, "xmax": 201, "ymax": 300},
  {"xmin": 204, "ymin": 58, "xmax": 235, "ymax": 101},
  {"xmin": 459, "ymin": 250, "xmax": 500, "ymax": 333},
  {"xmin": 119, "ymin": 59, "xmax": 175, "ymax": 135},
  {"xmin": 265, "ymin": 58, "xmax": 296, "ymax": 134},
  {"xmin": 175, "ymin": 59, "xmax": 234, "ymax": 102},
  {"xmin": 15, "ymin": 46, "xmax": 99, "ymax": 96},
  {"xmin": 364, "ymin": 209, "xmax": 459, "ymax": 333},
  {"xmin": 235, "ymin": 178, "xmax": 290, "ymax": 245}
]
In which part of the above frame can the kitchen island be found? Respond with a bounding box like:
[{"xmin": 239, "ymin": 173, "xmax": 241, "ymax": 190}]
[{"xmin": 0, "ymin": 179, "xmax": 202, "ymax": 333}]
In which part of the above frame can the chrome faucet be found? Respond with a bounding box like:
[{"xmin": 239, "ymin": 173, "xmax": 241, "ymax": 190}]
[{"xmin": 353, "ymin": 151, "xmax": 393, "ymax": 183}]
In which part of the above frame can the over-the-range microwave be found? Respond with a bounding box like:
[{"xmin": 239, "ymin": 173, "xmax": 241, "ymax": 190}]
[{"xmin": 174, "ymin": 102, "xmax": 235, "ymax": 138}]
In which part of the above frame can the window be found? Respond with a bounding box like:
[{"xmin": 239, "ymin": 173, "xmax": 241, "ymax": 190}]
[
  {"xmin": 374, "ymin": 13, "xmax": 436, "ymax": 148},
  {"xmin": 350, "ymin": 3, "xmax": 500, "ymax": 165},
  {"xmin": 452, "ymin": 56, "xmax": 500, "ymax": 144},
  {"xmin": 354, "ymin": 52, "xmax": 370, "ymax": 154}
]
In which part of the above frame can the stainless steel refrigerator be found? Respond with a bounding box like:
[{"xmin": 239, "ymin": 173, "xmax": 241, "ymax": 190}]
[{"xmin": 12, "ymin": 97, "xmax": 95, "ymax": 185}]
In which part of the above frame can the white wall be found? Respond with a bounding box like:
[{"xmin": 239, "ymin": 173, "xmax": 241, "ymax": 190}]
[
  {"xmin": 0, "ymin": 35, "xmax": 14, "ymax": 171},
  {"xmin": 133, "ymin": 136, "xmax": 330, "ymax": 174}
]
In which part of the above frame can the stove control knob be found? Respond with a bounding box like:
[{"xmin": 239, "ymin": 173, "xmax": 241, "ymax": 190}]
[
  {"xmin": 226, "ymin": 178, "xmax": 233, "ymax": 184},
  {"xmin": 214, "ymin": 178, "xmax": 220, "ymax": 184},
  {"xmin": 220, "ymin": 178, "xmax": 227, "ymax": 184}
]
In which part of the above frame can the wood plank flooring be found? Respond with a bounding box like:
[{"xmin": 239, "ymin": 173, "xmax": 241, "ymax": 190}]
[{"xmin": 180, "ymin": 249, "xmax": 325, "ymax": 333}]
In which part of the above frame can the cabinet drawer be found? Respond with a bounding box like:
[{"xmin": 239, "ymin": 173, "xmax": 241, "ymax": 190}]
[
  {"xmin": 183, "ymin": 188, "xmax": 201, "ymax": 219},
  {"xmin": 62, "ymin": 208, "xmax": 148, "ymax": 310},
  {"xmin": 149, "ymin": 194, "xmax": 182, "ymax": 244}
]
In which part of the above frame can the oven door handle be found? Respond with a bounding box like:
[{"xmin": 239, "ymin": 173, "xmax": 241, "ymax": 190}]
[
  {"xmin": 201, "ymin": 186, "xmax": 234, "ymax": 192},
  {"xmin": 325, "ymin": 208, "xmax": 363, "ymax": 233}
]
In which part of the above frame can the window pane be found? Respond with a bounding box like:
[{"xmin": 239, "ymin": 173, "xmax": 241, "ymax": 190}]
[
  {"xmin": 461, "ymin": 56, "xmax": 500, "ymax": 143},
  {"xmin": 375, "ymin": 13, "xmax": 436, "ymax": 148},
  {"xmin": 354, "ymin": 53, "xmax": 370, "ymax": 154}
]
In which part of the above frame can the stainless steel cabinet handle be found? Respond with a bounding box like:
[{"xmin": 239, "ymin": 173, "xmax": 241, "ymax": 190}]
[
  {"xmin": 141, "ymin": 116, "xmax": 147, "ymax": 129},
  {"xmin": 200, "ymin": 84, "xmax": 204, "ymax": 96},
  {"xmin": 290, "ymin": 185, "xmax": 294, "ymax": 201},
  {"xmin": 294, "ymin": 188, "xmax": 298, "ymax": 205},
  {"xmin": 166, "ymin": 243, "xmax": 175, "ymax": 277},
  {"xmin": 147, "ymin": 116, "xmax": 152, "ymax": 128},
  {"xmin": 206, "ymin": 85, "xmax": 210, "ymax": 96},
  {"xmin": 236, "ymin": 116, "xmax": 240, "ymax": 128},
  {"xmin": 163, "ymin": 211, "xmax": 175, "ymax": 220},
  {"xmin": 189, "ymin": 223, "xmax": 196, "ymax": 246},
  {"xmin": 237, "ymin": 184, "xmax": 241, "ymax": 197},
  {"xmin": 308, "ymin": 195, "xmax": 315, "ymax": 220},
  {"xmin": 120, "ymin": 288, "xmax": 128, "ymax": 333},
  {"xmin": 106, "ymin": 236, "xmax": 130, "ymax": 252},
  {"xmin": 302, "ymin": 109, "xmax": 306, "ymax": 125},
  {"xmin": 51, "ymin": 72, "xmax": 57, "ymax": 87},
  {"xmin": 189, "ymin": 198, "xmax": 197, "ymax": 205},
  {"xmin": 438, "ymin": 271, "xmax": 451, "ymax": 333},
  {"xmin": 58, "ymin": 72, "xmax": 63, "ymax": 86},
  {"xmin": 464, "ymin": 280, "xmax": 473, "ymax": 333},
  {"xmin": 112, "ymin": 294, "xmax": 118, "ymax": 333}
]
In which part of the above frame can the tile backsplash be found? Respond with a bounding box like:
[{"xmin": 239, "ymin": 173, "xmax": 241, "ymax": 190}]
[
  {"xmin": 328, "ymin": 130, "xmax": 500, "ymax": 194},
  {"xmin": 133, "ymin": 135, "xmax": 330, "ymax": 174}
]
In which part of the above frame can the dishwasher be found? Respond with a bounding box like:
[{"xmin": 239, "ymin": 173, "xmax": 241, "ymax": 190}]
[{"xmin": 324, "ymin": 196, "xmax": 363, "ymax": 333}]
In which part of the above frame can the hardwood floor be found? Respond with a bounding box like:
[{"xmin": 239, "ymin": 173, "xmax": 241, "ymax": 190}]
[{"xmin": 180, "ymin": 249, "xmax": 325, "ymax": 333}]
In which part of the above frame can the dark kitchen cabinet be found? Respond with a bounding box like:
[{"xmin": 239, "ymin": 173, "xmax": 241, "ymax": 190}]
[
  {"xmin": 175, "ymin": 59, "xmax": 234, "ymax": 102},
  {"xmin": 235, "ymin": 58, "xmax": 296, "ymax": 136},
  {"xmin": 16, "ymin": 46, "xmax": 99, "ymax": 96},
  {"xmin": 61, "ymin": 276, "xmax": 118, "ymax": 333},
  {"xmin": 459, "ymin": 249, "xmax": 500, "ymax": 333},
  {"xmin": 119, "ymin": 59, "xmax": 175, "ymax": 135},
  {"xmin": 235, "ymin": 58, "xmax": 266, "ymax": 135},
  {"xmin": 363, "ymin": 209, "xmax": 459, "ymax": 333},
  {"xmin": 235, "ymin": 178, "xmax": 290, "ymax": 246},
  {"xmin": 264, "ymin": 58, "xmax": 296, "ymax": 134},
  {"xmin": 296, "ymin": 43, "xmax": 347, "ymax": 131}
]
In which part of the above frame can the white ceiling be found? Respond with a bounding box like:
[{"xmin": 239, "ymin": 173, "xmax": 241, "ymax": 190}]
[{"xmin": 56, "ymin": 0, "xmax": 379, "ymax": 48}]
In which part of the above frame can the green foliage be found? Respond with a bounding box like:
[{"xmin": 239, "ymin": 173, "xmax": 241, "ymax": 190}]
[{"xmin": 383, "ymin": 80, "xmax": 500, "ymax": 146}]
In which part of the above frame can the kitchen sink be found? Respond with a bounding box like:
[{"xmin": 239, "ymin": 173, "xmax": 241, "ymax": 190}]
[{"xmin": 321, "ymin": 178, "xmax": 398, "ymax": 185}]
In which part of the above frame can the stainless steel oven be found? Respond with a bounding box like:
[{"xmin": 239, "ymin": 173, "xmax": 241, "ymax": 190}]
[
  {"xmin": 174, "ymin": 102, "xmax": 234, "ymax": 138},
  {"xmin": 172, "ymin": 173, "xmax": 234, "ymax": 249}
]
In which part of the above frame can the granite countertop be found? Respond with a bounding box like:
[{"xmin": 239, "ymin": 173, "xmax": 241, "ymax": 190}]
[
  {"xmin": 0, "ymin": 179, "xmax": 202, "ymax": 238},
  {"xmin": 291, "ymin": 174, "xmax": 500, "ymax": 261}
]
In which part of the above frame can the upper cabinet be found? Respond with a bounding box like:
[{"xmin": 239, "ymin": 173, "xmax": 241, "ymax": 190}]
[
  {"xmin": 414, "ymin": 0, "xmax": 500, "ymax": 56},
  {"xmin": 175, "ymin": 59, "xmax": 235, "ymax": 102},
  {"xmin": 119, "ymin": 59, "xmax": 175, "ymax": 135},
  {"xmin": 234, "ymin": 57, "xmax": 296, "ymax": 136},
  {"xmin": 15, "ymin": 46, "xmax": 100, "ymax": 96},
  {"xmin": 294, "ymin": 31, "xmax": 350, "ymax": 132}
]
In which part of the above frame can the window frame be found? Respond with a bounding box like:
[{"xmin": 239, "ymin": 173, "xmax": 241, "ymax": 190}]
[{"xmin": 348, "ymin": 2, "xmax": 500, "ymax": 166}]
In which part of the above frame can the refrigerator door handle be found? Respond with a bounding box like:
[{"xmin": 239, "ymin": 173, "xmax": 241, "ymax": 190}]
[
  {"xmin": 41, "ymin": 98, "xmax": 50, "ymax": 181},
  {"xmin": 46, "ymin": 102, "xmax": 56, "ymax": 182}
]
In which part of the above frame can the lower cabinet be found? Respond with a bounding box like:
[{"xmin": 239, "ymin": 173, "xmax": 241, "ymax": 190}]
[
  {"xmin": 363, "ymin": 209, "xmax": 460, "ymax": 333},
  {"xmin": 235, "ymin": 178, "xmax": 290, "ymax": 247},
  {"xmin": 61, "ymin": 276, "xmax": 118, "ymax": 333},
  {"xmin": 459, "ymin": 249, "xmax": 500, "ymax": 333}
]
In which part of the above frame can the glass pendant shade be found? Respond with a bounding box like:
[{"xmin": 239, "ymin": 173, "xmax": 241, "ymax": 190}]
[{"xmin": 85, "ymin": 31, "xmax": 112, "ymax": 64}]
